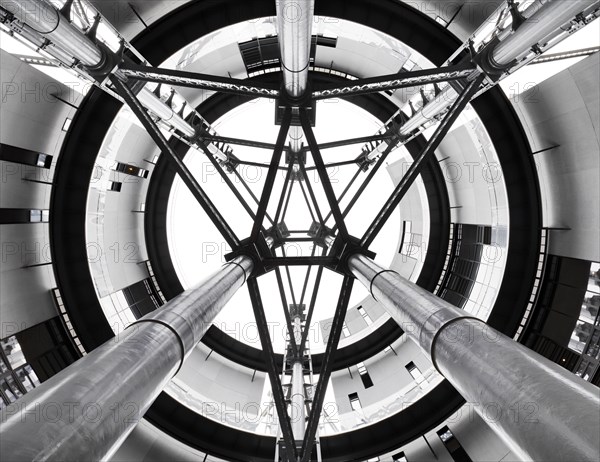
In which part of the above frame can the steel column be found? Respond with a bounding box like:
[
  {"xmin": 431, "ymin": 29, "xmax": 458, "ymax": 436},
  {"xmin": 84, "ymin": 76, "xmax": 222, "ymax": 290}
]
[
  {"xmin": 290, "ymin": 308, "xmax": 306, "ymax": 443},
  {"xmin": 0, "ymin": 257, "xmax": 253, "ymax": 461},
  {"xmin": 348, "ymin": 254, "xmax": 600, "ymax": 462},
  {"xmin": 1, "ymin": 0, "xmax": 103, "ymax": 67},
  {"xmin": 276, "ymin": 0, "xmax": 315, "ymax": 98}
]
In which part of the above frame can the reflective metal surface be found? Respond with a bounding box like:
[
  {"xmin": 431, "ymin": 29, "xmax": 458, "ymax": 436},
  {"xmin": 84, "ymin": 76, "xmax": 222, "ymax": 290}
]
[
  {"xmin": 1, "ymin": 0, "xmax": 103, "ymax": 67},
  {"xmin": 0, "ymin": 257, "xmax": 252, "ymax": 461},
  {"xmin": 492, "ymin": 0, "xmax": 598, "ymax": 67},
  {"xmin": 137, "ymin": 87, "xmax": 195, "ymax": 137},
  {"xmin": 349, "ymin": 254, "xmax": 600, "ymax": 462},
  {"xmin": 276, "ymin": 0, "xmax": 315, "ymax": 98}
]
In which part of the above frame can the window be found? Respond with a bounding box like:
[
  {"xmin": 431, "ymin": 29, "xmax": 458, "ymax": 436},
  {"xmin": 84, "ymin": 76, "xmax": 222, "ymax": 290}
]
[
  {"xmin": 109, "ymin": 181, "xmax": 122, "ymax": 192},
  {"xmin": 0, "ymin": 335, "xmax": 41, "ymax": 407},
  {"xmin": 52, "ymin": 288, "xmax": 86, "ymax": 356},
  {"xmin": 36, "ymin": 153, "xmax": 51, "ymax": 168},
  {"xmin": 435, "ymin": 16, "xmax": 448, "ymax": 26},
  {"xmin": 439, "ymin": 223, "xmax": 497, "ymax": 319},
  {"xmin": 113, "ymin": 162, "xmax": 149, "ymax": 178},
  {"xmin": 342, "ymin": 323, "xmax": 351, "ymax": 337},
  {"xmin": 400, "ymin": 221, "xmax": 424, "ymax": 261},
  {"xmin": 0, "ymin": 209, "xmax": 49, "ymax": 224},
  {"xmin": 569, "ymin": 262, "xmax": 600, "ymax": 381},
  {"xmin": 0, "ymin": 143, "xmax": 53, "ymax": 169},
  {"xmin": 61, "ymin": 118, "xmax": 72, "ymax": 132},
  {"xmin": 349, "ymin": 392, "xmax": 362, "ymax": 411},
  {"xmin": 29, "ymin": 209, "xmax": 50, "ymax": 223},
  {"xmin": 356, "ymin": 362, "xmax": 374, "ymax": 389},
  {"xmin": 406, "ymin": 361, "xmax": 428, "ymax": 389},
  {"xmin": 437, "ymin": 426, "xmax": 473, "ymax": 462},
  {"xmin": 357, "ymin": 306, "xmax": 373, "ymax": 326},
  {"xmin": 403, "ymin": 59, "xmax": 417, "ymax": 71}
]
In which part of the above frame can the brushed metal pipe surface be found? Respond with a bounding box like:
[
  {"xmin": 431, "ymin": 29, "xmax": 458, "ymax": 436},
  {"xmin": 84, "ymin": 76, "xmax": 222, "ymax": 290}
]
[
  {"xmin": 492, "ymin": 0, "xmax": 598, "ymax": 66},
  {"xmin": 349, "ymin": 254, "xmax": 466, "ymax": 353},
  {"xmin": 399, "ymin": 85, "xmax": 458, "ymax": 136},
  {"xmin": 348, "ymin": 254, "xmax": 600, "ymax": 461},
  {"xmin": 0, "ymin": 257, "xmax": 252, "ymax": 461},
  {"xmin": 138, "ymin": 87, "xmax": 196, "ymax": 137},
  {"xmin": 290, "ymin": 360, "xmax": 306, "ymax": 441},
  {"xmin": 435, "ymin": 318, "xmax": 600, "ymax": 461},
  {"xmin": 1, "ymin": 0, "xmax": 103, "ymax": 67},
  {"xmin": 276, "ymin": 0, "xmax": 315, "ymax": 98},
  {"xmin": 290, "ymin": 315, "xmax": 305, "ymax": 440}
]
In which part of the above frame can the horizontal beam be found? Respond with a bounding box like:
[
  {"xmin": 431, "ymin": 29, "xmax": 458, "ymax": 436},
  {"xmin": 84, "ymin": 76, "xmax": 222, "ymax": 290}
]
[
  {"xmin": 263, "ymin": 257, "xmax": 337, "ymax": 267},
  {"xmin": 312, "ymin": 63, "xmax": 475, "ymax": 99},
  {"xmin": 201, "ymin": 134, "xmax": 279, "ymax": 151},
  {"xmin": 301, "ymin": 133, "xmax": 394, "ymax": 152},
  {"xmin": 305, "ymin": 159, "xmax": 359, "ymax": 170},
  {"xmin": 120, "ymin": 63, "xmax": 280, "ymax": 98}
]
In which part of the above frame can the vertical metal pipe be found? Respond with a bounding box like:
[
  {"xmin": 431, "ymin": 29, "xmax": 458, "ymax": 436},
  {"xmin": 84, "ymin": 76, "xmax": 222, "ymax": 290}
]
[
  {"xmin": 0, "ymin": 257, "xmax": 253, "ymax": 462},
  {"xmin": 290, "ymin": 308, "xmax": 306, "ymax": 442},
  {"xmin": 276, "ymin": 0, "xmax": 315, "ymax": 98},
  {"xmin": 290, "ymin": 361, "xmax": 306, "ymax": 441},
  {"xmin": 348, "ymin": 254, "xmax": 600, "ymax": 462},
  {"xmin": 1, "ymin": 0, "xmax": 103, "ymax": 67}
]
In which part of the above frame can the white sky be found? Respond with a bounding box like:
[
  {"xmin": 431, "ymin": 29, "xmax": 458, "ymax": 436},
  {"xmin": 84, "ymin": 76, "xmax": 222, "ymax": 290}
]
[{"xmin": 168, "ymin": 99, "xmax": 403, "ymax": 352}]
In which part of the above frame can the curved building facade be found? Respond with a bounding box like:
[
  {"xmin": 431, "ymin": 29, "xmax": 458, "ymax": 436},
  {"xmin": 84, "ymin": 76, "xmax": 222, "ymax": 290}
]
[{"xmin": 0, "ymin": 1, "xmax": 599, "ymax": 461}]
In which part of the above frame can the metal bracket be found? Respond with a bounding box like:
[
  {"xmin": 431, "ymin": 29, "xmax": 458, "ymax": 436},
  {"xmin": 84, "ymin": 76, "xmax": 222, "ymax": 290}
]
[
  {"xmin": 327, "ymin": 235, "xmax": 376, "ymax": 276},
  {"xmin": 224, "ymin": 237, "xmax": 274, "ymax": 277}
]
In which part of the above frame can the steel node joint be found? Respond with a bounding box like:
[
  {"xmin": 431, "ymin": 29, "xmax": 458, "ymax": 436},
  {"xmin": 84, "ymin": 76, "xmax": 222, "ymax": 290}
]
[
  {"xmin": 224, "ymin": 237, "xmax": 273, "ymax": 277},
  {"xmin": 327, "ymin": 237, "xmax": 376, "ymax": 276}
]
